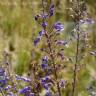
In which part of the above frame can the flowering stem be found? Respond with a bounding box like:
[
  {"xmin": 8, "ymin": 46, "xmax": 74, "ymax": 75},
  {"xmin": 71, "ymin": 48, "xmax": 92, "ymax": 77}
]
[
  {"xmin": 72, "ymin": 0, "xmax": 80, "ymax": 95},
  {"xmin": 41, "ymin": 0, "xmax": 61, "ymax": 95},
  {"xmin": 72, "ymin": 28, "xmax": 80, "ymax": 96},
  {"xmin": 45, "ymin": 32, "xmax": 61, "ymax": 96}
]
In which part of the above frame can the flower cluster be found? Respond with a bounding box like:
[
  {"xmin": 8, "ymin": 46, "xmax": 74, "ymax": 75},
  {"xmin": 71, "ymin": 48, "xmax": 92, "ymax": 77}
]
[{"xmin": 34, "ymin": 1, "xmax": 66, "ymax": 96}]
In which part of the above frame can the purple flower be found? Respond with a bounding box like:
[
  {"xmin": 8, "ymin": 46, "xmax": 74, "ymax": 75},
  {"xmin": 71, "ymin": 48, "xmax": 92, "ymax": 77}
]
[
  {"xmin": 34, "ymin": 36, "xmax": 41, "ymax": 46},
  {"xmin": 59, "ymin": 80, "xmax": 66, "ymax": 88},
  {"xmin": 41, "ymin": 56, "xmax": 49, "ymax": 69},
  {"xmin": 45, "ymin": 91, "xmax": 52, "ymax": 96},
  {"xmin": 42, "ymin": 22, "xmax": 47, "ymax": 28},
  {"xmin": 15, "ymin": 75, "xmax": 21, "ymax": 80},
  {"xmin": 0, "ymin": 68, "xmax": 5, "ymax": 76},
  {"xmin": 39, "ymin": 30, "xmax": 45, "ymax": 36},
  {"xmin": 90, "ymin": 51, "xmax": 96, "ymax": 56},
  {"xmin": 54, "ymin": 22, "xmax": 64, "ymax": 32},
  {"xmin": 21, "ymin": 77, "xmax": 31, "ymax": 82},
  {"xmin": 41, "ymin": 63, "xmax": 48, "ymax": 69},
  {"xmin": 41, "ymin": 76, "xmax": 51, "ymax": 90},
  {"xmin": 80, "ymin": 18, "xmax": 95, "ymax": 24},
  {"xmin": 5, "ymin": 85, "xmax": 12, "ymax": 91},
  {"xmin": 0, "ymin": 79, "xmax": 7, "ymax": 87},
  {"xmin": 56, "ymin": 40, "xmax": 68, "ymax": 45},
  {"xmin": 16, "ymin": 75, "xmax": 31, "ymax": 82},
  {"xmin": 43, "ymin": 83, "xmax": 49, "ymax": 90},
  {"xmin": 42, "ymin": 14, "xmax": 49, "ymax": 19},
  {"xmin": 85, "ymin": 18, "xmax": 95, "ymax": 24},
  {"xmin": 19, "ymin": 86, "xmax": 31, "ymax": 94},
  {"xmin": 41, "ymin": 76, "xmax": 51, "ymax": 82}
]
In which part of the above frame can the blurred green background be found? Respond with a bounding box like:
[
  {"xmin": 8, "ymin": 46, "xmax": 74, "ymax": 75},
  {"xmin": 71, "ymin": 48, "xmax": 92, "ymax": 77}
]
[{"xmin": 0, "ymin": 0, "xmax": 96, "ymax": 95}]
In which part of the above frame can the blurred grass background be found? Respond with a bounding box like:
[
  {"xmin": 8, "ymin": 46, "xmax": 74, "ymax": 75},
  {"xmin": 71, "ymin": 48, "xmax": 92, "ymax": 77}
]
[{"xmin": 0, "ymin": 0, "xmax": 96, "ymax": 95}]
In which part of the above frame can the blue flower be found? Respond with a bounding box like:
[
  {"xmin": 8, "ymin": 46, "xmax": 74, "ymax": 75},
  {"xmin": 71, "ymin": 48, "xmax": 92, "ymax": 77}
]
[{"xmin": 54, "ymin": 22, "xmax": 64, "ymax": 32}]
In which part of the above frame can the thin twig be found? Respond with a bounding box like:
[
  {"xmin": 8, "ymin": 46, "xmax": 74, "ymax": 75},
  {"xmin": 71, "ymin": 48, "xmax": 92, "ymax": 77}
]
[{"xmin": 72, "ymin": 28, "xmax": 80, "ymax": 96}]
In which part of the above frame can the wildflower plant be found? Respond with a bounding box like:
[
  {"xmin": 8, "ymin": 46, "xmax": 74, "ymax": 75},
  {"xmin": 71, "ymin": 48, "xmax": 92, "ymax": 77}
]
[
  {"xmin": 34, "ymin": 0, "xmax": 66, "ymax": 95},
  {"xmin": 0, "ymin": 0, "xmax": 95, "ymax": 96},
  {"xmin": 67, "ymin": 0, "xmax": 95, "ymax": 96}
]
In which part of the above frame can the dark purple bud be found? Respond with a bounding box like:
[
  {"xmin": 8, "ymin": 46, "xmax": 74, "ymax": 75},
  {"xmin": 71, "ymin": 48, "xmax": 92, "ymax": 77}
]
[
  {"xmin": 34, "ymin": 36, "xmax": 41, "ymax": 46},
  {"xmin": 42, "ymin": 22, "xmax": 47, "ymax": 28},
  {"xmin": 50, "ymin": 4, "xmax": 54, "ymax": 9},
  {"xmin": 41, "ymin": 63, "xmax": 48, "ymax": 69},
  {"xmin": 34, "ymin": 15, "xmax": 41, "ymax": 21},
  {"xmin": 49, "ymin": 4, "xmax": 55, "ymax": 17}
]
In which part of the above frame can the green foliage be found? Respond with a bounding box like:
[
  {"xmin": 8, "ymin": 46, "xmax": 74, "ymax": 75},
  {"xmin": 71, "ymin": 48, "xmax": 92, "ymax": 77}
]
[{"xmin": 0, "ymin": 0, "xmax": 95, "ymax": 96}]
